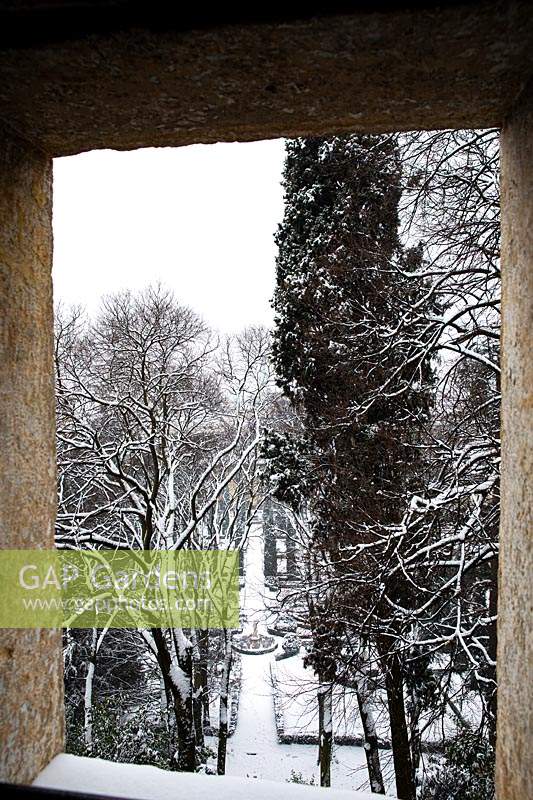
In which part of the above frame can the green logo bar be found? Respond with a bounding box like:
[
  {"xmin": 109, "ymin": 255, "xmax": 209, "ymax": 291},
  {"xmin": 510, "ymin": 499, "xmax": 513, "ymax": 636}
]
[{"xmin": 0, "ymin": 550, "xmax": 239, "ymax": 629}]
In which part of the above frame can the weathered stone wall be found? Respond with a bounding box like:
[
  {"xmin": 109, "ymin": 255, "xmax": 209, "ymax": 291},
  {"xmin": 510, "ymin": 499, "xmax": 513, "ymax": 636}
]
[
  {"xmin": 0, "ymin": 1, "xmax": 532, "ymax": 156},
  {"xmin": 497, "ymin": 82, "xmax": 533, "ymax": 800},
  {"xmin": 0, "ymin": 126, "xmax": 63, "ymax": 783}
]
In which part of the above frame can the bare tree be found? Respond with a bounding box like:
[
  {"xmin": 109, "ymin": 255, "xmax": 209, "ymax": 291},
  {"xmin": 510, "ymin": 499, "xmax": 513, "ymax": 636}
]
[{"xmin": 56, "ymin": 287, "xmax": 274, "ymax": 771}]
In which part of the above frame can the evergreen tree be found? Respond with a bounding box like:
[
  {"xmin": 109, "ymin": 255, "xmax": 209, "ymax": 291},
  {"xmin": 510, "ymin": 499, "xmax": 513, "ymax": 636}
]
[{"xmin": 272, "ymin": 135, "xmax": 435, "ymax": 799}]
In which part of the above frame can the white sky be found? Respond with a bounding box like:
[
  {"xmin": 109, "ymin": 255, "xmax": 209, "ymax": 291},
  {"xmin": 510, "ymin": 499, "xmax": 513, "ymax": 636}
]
[{"xmin": 52, "ymin": 139, "xmax": 286, "ymax": 334}]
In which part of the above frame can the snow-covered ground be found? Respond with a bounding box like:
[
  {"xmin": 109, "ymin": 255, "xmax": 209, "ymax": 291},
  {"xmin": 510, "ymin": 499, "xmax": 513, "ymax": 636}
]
[
  {"xmin": 223, "ymin": 647, "xmax": 388, "ymax": 791},
  {"xmin": 273, "ymin": 655, "xmax": 377, "ymax": 740},
  {"xmin": 221, "ymin": 516, "xmax": 395, "ymax": 794},
  {"xmin": 239, "ymin": 515, "xmax": 273, "ymax": 636},
  {"xmin": 272, "ymin": 654, "xmax": 480, "ymax": 747}
]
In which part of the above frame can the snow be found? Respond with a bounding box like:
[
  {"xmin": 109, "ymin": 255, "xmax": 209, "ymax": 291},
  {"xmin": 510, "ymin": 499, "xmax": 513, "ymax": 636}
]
[
  {"xmin": 322, "ymin": 692, "xmax": 332, "ymax": 735},
  {"xmin": 169, "ymin": 661, "xmax": 190, "ymax": 699},
  {"xmin": 34, "ymin": 754, "xmax": 381, "ymax": 800},
  {"xmin": 273, "ymin": 657, "xmax": 367, "ymax": 739},
  {"xmin": 223, "ymin": 650, "xmax": 379, "ymax": 789},
  {"xmin": 273, "ymin": 647, "xmax": 481, "ymax": 747},
  {"xmin": 221, "ymin": 517, "xmax": 395, "ymax": 794}
]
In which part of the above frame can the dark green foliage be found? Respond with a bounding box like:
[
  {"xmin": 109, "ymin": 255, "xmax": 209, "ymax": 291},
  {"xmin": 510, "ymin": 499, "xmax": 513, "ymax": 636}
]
[
  {"xmin": 405, "ymin": 647, "xmax": 440, "ymax": 714},
  {"xmin": 273, "ymin": 135, "xmax": 432, "ymax": 428},
  {"xmin": 272, "ymin": 135, "xmax": 434, "ymax": 554},
  {"xmin": 303, "ymin": 602, "xmax": 343, "ymax": 683},
  {"xmin": 271, "ymin": 134, "xmax": 437, "ymax": 800},
  {"xmin": 261, "ymin": 430, "xmax": 315, "ymax": 512},
  {"xmin": 420, "ymin": 727, "xmax": 495, "ymax": 800},
  {"xmin": 66, "ymin": 697, "xmax": 174, "ymax": 769}
]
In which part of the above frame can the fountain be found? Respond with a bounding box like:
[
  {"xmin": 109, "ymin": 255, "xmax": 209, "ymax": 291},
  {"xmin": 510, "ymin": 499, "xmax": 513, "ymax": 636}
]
[{"xmin": 233, "ymin": 620, "xmax": 277, "ymax": 656}]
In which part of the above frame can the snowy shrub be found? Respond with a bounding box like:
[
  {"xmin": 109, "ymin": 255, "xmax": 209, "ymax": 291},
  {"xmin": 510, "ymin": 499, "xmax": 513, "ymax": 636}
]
[
  {"xmin": 279, "ymin": 633, "xmax": 301, "ymax": 659},
  {"xmin": 287, "ymin": 770, "xmax": 315, "ymax": 786},
  {"xmin": 272, "ymin": 631, "xmax": 302, "ymax": 660},
  {"xmin": 419, "ymin": 727, "xmax": 495, "ymax": 800},
  {"xmin": 66, "ymin": 696, "xmax": 174, "ymax": 769},
  {"xmin": 271, "ymin": 612, "xmax": 297, "ymax": 634}
]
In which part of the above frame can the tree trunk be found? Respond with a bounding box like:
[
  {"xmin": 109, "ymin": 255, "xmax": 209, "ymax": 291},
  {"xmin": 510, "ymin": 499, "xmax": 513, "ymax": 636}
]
[
  {"xmin": 382, "ymin": 650, "xmax": 415, "ymax": 800},
  {"xmin": 217, "ymin": 630, "xmax": 233, "ymax": 775},
  {"xmin": 192, "ymin": 632, "xmax": 205, "ymax": 749},
  {"xmin": 152, "ymin": 627, "xmax": 196, "ymax": 772},
  {"xmin": 318, "ymin": 678, "xmax": 333, "ymax": 787},
  {"xmin": 407, "ymin": 685, "xmax": 422, "ymax": 788},
  {"xmin": 172, "ymin": 633, "xmax": 196, "ymax": 772},
  {"xmin": 198, "ymin": 628, "xmax": 211, "ymax": 730},
  {"xmin": 159, "ymin": 674, "xmax": 175, "ymax": 767},
  {"xmin": 355, "ymin": 674, "xmax": 385, "ymax": 794},
  {"xmin": 83, "ymin": 628, "xmax": 98, "ymax": 752},
  {"xmin": 263, "ymin": 499, "xmax": 278, "ymax": 580}
]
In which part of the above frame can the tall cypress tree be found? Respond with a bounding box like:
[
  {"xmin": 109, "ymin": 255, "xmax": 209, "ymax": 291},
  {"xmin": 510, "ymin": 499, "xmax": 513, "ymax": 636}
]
[{"xmin": 272, "ymin": 135, "xmax": 434, "ymax": 799}]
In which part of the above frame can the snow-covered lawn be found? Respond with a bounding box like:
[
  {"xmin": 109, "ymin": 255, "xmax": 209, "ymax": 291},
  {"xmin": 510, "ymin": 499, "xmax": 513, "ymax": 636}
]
[
  {"xmin": 272, "ymin": 654, "xmax": 386, "ymax": 743},
  {"xmin": 272, "ymin": 648, "xmax": 481, "ymax": 748}
]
